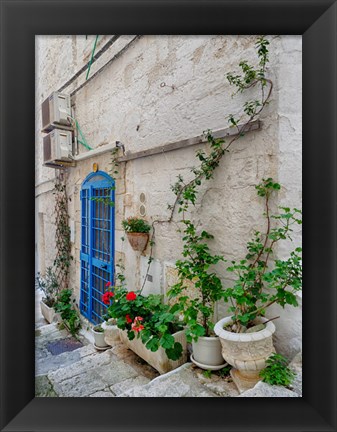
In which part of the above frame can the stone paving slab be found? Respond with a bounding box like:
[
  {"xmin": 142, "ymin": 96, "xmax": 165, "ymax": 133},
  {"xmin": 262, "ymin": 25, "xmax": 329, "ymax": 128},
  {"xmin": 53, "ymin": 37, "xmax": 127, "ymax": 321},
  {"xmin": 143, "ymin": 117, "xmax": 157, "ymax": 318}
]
[
  {"xmin": 239, "ymin": 380, "xmax": 299, "ymax": 397},
  {"xmin": 89, "ymin": 390, "xmax": 115, "ymax": 397},
  {"xmin": 194, "ymin": 368, "xmax": 239, "ymax": 397},
  {"xmin": 110, "ymin": 343, "xmax": 159, "ymax": 380},
  {"xmin": 110, "ymin": 375, "xmax": 150, "ymax": 396},
  {"xmin": 94, "ymin": 358, "xmax": 139, "ymax": 386},
  {"xmin": 49, "ymin": 351, "xmax": 142, "ymax": 397},
  {"xmin": 35, "ymin": 375, "xmax": 58, "ymax": 397},
  {"xmin": 36, "ymin": 344, "xmax": 97, "ymax": 376},
  {"xmin": 52, "ymin": 369, "xmax": 109, "ymax": 397},
  {"xmin": 119, "ymin": 364, "xmax": 219, "ymax": 397},
  {"xmin": 48, "ymin": 350, "xmax": 112, "ymax": 382}
]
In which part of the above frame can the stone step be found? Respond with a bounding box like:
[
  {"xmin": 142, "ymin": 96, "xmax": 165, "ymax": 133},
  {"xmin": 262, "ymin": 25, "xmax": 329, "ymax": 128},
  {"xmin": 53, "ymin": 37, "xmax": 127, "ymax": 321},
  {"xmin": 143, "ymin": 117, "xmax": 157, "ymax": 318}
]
[
  {"xmin": 117, "ymin": 363, "xmax": 238, "ymax": 397},
  {"xmin": 36, "ymin": 343, "xmax": 96, "ymax": 376}
]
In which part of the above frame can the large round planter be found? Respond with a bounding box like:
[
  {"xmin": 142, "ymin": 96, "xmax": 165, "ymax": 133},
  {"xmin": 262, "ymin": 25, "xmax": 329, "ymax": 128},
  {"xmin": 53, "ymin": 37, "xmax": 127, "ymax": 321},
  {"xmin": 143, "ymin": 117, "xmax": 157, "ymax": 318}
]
[
  {"xmin": 214, "ymin": 316, "xmax": 276, "ymax": 392},
  {"xmin": 126, "ymin": 232, "xmax": 149, "ymax": 252},
  {"xmin": 40, "ymin": 300, "xmax": 56, "ymax": 324},
  {"xmin": 92, "ymin": 327, "xmax": 110, "ymax": 350},
  {"xmin": 191, "ymin": 336, "xmax": 227, "ymax": 370}
]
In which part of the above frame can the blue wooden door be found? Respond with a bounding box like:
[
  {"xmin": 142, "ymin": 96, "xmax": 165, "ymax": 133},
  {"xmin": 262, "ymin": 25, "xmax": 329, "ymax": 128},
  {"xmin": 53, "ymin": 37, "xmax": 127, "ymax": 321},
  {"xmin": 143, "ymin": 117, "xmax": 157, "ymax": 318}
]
[{"xmin": 80, "ymin": 171, "xmax": 114, "ymax": 324}]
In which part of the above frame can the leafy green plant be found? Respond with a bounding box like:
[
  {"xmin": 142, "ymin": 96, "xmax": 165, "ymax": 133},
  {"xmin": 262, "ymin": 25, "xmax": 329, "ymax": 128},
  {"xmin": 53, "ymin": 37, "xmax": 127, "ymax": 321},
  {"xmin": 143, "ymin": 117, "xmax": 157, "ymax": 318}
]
[
  {"xmin": 93, "ymin": 325, "xmax": 104, "ymax": 333},
  {"xmin": 35, "ymin": 267, "xmax": 59, "ymax": 307},
  {"xmin": 223, "ymin": 178, "xmax": 302, "ymax": 331},
  {"xmin": 168, "ymin": 222, "xmax": 225, "ymax": 341},
  {"xmin": 203, "ymin": 370, "xmax": 212, "ymax": 379},
  {"xmin": 53, "ymin": 180, "xmax": 73, "ymax": 290},
  {"xmin": 217, "ymin": 364, "xmax": 231, "ymax": 378},
  {"xmin": 54, "ymin": 289, "xmax": 81, "ymax": 336},
  {"xmin": 104, "ymin": 286, "xmax": 184, "ymax": 361},
  {"xmin": 122, "ymin": 217, "xmax": 151, "ymax": 233},
  {"xmin": 259, "ymin": 353, "xmax": 295, "ymax": 387},
  {"xmin": 150, "ymin": 37, "xmax": 274, "ymax": 344}
]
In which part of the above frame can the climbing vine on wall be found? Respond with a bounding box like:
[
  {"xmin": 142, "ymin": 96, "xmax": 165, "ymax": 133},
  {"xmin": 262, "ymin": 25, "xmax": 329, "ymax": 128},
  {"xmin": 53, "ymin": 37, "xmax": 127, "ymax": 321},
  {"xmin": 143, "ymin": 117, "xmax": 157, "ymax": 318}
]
[
  {"xmin": 53, "ymin": 175, "xmax": 73, "ymax": 290},
  {"xmin": 141, "ymin": 36, "xmax": 273, "ymax": 292}
]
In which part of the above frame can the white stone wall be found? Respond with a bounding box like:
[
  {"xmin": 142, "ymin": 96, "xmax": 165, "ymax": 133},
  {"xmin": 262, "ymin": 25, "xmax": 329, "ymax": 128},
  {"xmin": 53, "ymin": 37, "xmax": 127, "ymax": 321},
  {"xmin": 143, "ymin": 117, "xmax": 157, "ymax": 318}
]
[{"xmin": 35, "ymin": 35, "xmax": 302, "ymax": 358}]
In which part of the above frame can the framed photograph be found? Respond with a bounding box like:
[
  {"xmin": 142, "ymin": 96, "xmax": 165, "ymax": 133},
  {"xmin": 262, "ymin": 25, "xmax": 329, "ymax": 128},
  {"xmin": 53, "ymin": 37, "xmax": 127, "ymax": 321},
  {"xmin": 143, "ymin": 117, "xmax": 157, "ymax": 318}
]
[{"xmin": 1, "ymin": 1, "xmax": 336, "ymax": 431}]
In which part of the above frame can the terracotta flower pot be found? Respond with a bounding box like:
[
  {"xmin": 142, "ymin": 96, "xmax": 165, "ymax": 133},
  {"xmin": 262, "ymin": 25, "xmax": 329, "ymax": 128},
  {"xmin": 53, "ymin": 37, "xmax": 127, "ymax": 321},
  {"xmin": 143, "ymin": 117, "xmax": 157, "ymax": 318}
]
[
  {"xmin": 126, "ymin": 232, "xmax": 149, "ymax": 252},
  {"xmin": 214, "ymin": 316, "xmax": 276, "ymax": 392}
]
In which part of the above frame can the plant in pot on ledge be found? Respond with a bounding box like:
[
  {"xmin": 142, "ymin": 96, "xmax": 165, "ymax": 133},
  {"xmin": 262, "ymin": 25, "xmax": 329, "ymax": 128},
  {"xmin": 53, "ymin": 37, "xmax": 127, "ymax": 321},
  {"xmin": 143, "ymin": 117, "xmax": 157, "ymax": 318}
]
[
  {"xmin": 214, "ymin": 178, "xmax": 302, "ymax": 392},
  {"xmin": 35, "ymin": 266, "xmax": 59, "ymax": 324},
  {"xmin": 168, "ymin": 221, "xmax": 227, "ymax": 371},
  {"xmin": 103, "ymin": 285, "xmax": 187, "ymax": 374},
  {"xmin": 122, "ymin": 217, "xmax": 151, "ymax": 253}
]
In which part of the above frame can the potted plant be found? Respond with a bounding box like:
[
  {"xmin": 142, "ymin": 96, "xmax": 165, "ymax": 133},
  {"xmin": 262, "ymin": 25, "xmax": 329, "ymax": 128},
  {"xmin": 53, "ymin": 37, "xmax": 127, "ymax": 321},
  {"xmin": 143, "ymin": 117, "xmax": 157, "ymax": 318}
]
[
  {"xmin": 101, "ymin": 318, "xmax": 120, "ymax": 346},
  {"xmin": 54, "ymin": 289, "xmax": 81, "ymax": 336},
  {"xmin": 35, "ymin": 267, "xmax": 59, "ymax": 324},
  {"xmin": 122, "ymin": 217, "xmax": 151, "ymax": 252},
  {"xmin": 214, "ymin": 178, "xmax": 302, "ymax": 391},
  {"xmin": 103, "ymin": 285, "xmax": 187, "ymax": 374},
  {"xmin": 92, "ymin": 324, "xmax": 110, "ymax": 350},
  {"xmin": 167, "ymin": 222, "xmax": 227, "ymax": 370}
]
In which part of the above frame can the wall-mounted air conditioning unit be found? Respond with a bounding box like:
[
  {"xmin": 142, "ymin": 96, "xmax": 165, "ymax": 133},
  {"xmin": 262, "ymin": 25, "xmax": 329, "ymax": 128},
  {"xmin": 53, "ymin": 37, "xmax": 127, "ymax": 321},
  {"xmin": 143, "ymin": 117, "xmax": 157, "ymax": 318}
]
[
  {"xmin": 41, "ymin": 92, "xmax": 72, "ymax": 132},
  {"xmin": 43, "ymin": 129, "xmax": 74, "ymax": 168}
]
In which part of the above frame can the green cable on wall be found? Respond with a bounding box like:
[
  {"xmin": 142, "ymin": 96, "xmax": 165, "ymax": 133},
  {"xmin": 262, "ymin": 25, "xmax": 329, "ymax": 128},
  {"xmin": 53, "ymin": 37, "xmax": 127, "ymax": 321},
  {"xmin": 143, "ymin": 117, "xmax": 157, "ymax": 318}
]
[
  {"xmin": 86, "ymin": 35, "xmax": 99, "ymax": 80},
  {"xmin": 75, "ymin": 119, "xmax": 93, "ymax": 151}
]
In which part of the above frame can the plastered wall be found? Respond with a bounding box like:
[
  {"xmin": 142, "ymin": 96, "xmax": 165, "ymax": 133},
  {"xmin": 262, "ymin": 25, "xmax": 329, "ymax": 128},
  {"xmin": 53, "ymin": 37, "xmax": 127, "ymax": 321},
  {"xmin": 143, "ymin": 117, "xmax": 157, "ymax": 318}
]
[{"xmin": 35, "ymin": 35, "xmax": 302, "ymax": 358}]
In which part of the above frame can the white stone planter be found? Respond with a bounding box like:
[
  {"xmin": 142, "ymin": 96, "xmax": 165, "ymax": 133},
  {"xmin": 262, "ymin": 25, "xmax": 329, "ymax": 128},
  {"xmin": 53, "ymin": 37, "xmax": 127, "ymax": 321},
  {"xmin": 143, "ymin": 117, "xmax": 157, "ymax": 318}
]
[
  {"xmin": 119, "ymin": 329, "xmax": 187, "ymax": 374},
  {"xmin": 92, "ymin": 327, "xmax": 110, "ymax": 349},
  {"xmin": 102, "ymin": 320, "xmax": 120, "ymax": 346},
  {"xmin": 214, "ymin": 316, "xmax": 276, "ymax": 392},
  {"xmin": 191, "ymin": 336, "xmax": 227, "ymax": 370},
  {"xmin": 40, "ymin": 300, "xmax": 56, "ymax": 324}
]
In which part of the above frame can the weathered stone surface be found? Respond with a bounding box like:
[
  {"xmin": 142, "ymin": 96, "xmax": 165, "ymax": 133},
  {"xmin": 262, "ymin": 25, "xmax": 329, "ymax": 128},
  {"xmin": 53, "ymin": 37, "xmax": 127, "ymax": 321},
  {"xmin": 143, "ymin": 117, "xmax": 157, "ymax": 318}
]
[
  {"xmin": 94, "ymin": 359, "xmax": 139, "ymax": 385},
  {"xmin": 89, "ymin": 390, "xmax": 115, "ymax": 397},
  {"xmin": 194, "ymin": 369, "xmax": 239, "ymax": 397},
  {"xmin": 36, "ymin": 344, "xmax": 96, "ymax": 376},
  {"xmin": 288, "ymin": 351, "xmax": 302, "ymax": 397},
  {"xmin": 110, "ymin": 375, "xmax": 150, "ymax": 396},
  {"xmin": 35, "ymin": 375, "xmax": 58, "ymax": 397},
  {"xmin": 52, "ymin": 370, "xmax": 108, "ymax": 397},
  {"xmin": 48, "ymin": 350, "xmax": 112, "ymax": 383},
  {"xmin": 110, "ymin": 343, "xmax": 159, "ymax": 380},
  {"xmin": 239, "ymin": 381, "xmax": 299, "ymax": 397},
  {"xmin": 120, "ymin": 364, "xmax": 218, "ymax": 397}
]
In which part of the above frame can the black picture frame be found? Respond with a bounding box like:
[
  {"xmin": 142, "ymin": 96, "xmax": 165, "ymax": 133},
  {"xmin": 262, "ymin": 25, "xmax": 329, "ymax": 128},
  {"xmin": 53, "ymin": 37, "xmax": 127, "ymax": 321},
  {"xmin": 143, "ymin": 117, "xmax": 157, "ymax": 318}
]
[{"xmin": 1, "ymin": 0, "xmax": 336, "ymax": 431}]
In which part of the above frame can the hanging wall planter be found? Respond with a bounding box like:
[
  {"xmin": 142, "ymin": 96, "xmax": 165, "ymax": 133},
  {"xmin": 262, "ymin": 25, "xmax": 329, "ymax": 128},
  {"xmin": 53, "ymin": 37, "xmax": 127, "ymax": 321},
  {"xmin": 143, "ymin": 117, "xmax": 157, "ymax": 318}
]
[
  {"xmin": 122, "ymin": 217, "xmax": 151, "ymax": 253},
  {"xmin": 126, "ymin": 232, "xmax": 149, "ymax": 252}
]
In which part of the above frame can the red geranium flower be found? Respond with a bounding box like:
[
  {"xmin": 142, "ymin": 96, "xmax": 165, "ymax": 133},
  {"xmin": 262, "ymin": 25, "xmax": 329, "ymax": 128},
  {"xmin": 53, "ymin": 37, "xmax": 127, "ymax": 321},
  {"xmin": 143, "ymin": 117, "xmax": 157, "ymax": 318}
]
[
  {"xmin": 131, "ymin": 316, "xmax": 145, "ymax": 332},
  {"xmin": 132, "ymin": 324, "xmax": 144, "ymax": 333},
  {"xmin": 102, "ymin": 291, "xmax": 114, "ymax": 305},
  {"xmin": 106, "ymin": 281, "xmax": 112, "ymax": 287},
  {"xmin": 126, "ymin": 291, "xmax": 137, "ymax": 301},
  {"xmin": 125, "ymin": 314, "xmax": 133, "ymax": 324}
]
